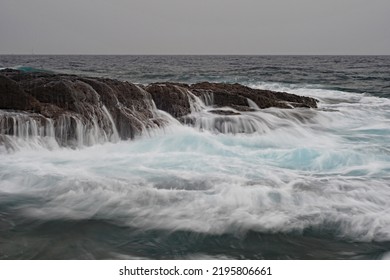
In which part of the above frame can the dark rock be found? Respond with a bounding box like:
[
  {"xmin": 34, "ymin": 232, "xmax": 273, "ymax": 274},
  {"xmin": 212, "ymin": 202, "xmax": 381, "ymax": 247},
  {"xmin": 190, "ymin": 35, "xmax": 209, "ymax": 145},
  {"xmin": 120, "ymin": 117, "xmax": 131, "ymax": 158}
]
[
  {"xmin": 0, "ymin": 75, "xmax": 39, "ymax": 111},
  {"xmin": 146, "ymin": 83, "xmax": 192, "ymax": 118},
  {"xmin": 0, "ymin": 69, "xmax": 318, "ymax": 147},
  {"xmin": 0, "ymin": 70, "xmax": 164, "ymax": 142},
  {"xmin": 191, "ymin": 82, "xmax": 318, "ymax": 109},
  {"xmin": 208, "ymin": 109, "xmax": 241, "ymax": 115}
]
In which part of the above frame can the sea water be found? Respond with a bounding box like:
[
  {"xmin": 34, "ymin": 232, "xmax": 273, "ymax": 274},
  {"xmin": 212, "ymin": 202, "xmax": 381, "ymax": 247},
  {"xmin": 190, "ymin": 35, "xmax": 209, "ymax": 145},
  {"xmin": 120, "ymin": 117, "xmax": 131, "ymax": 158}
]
[{"xmin": 0, "ymin": 55, "xmax": 389, "ymax": 259}]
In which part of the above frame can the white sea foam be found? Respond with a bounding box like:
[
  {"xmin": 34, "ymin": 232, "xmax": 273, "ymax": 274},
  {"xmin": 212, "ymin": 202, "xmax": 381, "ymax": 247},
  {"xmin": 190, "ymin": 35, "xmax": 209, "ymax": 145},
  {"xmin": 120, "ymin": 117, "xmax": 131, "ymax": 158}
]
[{"xmin": 1, "ymin": 83, "xmax": 390, "ymax": 242}]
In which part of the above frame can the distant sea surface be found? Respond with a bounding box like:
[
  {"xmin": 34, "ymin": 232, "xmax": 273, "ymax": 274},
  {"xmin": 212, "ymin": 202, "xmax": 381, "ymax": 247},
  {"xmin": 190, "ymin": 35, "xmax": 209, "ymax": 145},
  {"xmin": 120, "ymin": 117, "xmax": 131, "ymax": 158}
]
[
  {"xmin": 1, "ymin": 55, "xmax": 390, "ymax": 259},
  {"xmin": 1, "ymin": 55, "xmax": 389, "ymax": 97}
]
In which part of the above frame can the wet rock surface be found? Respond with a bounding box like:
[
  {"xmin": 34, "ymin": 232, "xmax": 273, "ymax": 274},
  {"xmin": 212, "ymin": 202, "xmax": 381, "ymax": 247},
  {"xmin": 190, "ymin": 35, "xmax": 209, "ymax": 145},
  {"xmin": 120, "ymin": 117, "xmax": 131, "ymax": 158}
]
[
  {"xmin": 191, "ymin": 82, "xmax": 318, "ymax": 109},
  {"xmin": 0, "ymin": 69, "xmax": 318, "ymax": 147}
]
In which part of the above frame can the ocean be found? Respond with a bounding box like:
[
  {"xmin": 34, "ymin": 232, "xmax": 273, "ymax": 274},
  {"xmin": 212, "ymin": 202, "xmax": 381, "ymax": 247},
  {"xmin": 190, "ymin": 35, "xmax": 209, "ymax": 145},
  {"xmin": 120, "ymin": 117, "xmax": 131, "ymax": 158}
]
[{"xmin": 0, "ymin": 55, "xmax": 390, "ymax": 259}]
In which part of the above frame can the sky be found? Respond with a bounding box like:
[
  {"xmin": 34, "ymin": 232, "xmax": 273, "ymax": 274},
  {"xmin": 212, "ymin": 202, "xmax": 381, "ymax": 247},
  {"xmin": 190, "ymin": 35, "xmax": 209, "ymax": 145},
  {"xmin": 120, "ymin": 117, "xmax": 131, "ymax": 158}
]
[{"xmin": 0, "ymin": 0, "xmax": 389, "ymax": 55}]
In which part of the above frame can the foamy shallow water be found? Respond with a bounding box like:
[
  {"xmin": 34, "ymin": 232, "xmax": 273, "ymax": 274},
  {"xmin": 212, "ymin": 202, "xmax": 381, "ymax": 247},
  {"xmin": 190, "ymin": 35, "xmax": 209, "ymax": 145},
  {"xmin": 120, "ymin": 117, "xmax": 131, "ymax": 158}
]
[{"xmin": 1, "ymin": 83, "xmax": 390, "ymax": 259}]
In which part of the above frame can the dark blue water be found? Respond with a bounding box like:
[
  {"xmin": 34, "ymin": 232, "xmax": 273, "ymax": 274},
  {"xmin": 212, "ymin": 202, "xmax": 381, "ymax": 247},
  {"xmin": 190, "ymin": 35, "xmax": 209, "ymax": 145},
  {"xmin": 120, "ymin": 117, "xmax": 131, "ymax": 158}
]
[
  {"xmin": 1, "ymin": 55, "xmax": 389, "ymax": 97},
  {"xmin": 1, "ymin": 55, "xmax": 390, "ymax": 260}
]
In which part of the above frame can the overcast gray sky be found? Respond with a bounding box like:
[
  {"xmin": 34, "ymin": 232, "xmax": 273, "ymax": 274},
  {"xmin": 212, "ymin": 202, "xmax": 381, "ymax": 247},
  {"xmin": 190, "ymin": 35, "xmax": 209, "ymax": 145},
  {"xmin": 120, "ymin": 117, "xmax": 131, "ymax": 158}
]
[{"xmin": 1, "ymin": 0, "xmax": 389, "ymax": 55}]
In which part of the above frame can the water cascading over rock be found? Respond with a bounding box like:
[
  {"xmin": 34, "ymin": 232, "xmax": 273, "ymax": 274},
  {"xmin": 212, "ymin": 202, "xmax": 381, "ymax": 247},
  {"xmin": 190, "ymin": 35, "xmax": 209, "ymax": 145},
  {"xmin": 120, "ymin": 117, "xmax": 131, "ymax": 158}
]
[{"xmin": 0, "ymin": 69, "xmax": 317, "ymax": 151}]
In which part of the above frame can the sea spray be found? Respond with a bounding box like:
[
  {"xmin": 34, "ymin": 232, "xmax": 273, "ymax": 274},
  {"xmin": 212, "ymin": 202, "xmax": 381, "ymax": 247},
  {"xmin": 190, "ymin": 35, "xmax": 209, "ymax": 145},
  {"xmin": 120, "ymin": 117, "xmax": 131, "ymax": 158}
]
[{"xmin": 1, "ymin": 91, "xmax": 390, "ymax": 242}]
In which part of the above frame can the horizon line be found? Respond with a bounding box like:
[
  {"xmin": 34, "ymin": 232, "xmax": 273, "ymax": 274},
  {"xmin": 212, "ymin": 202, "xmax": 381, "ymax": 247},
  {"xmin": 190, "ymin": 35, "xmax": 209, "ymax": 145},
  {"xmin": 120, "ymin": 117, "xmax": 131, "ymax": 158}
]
[{"xmin": 1, "ymin": 53, "xmax": 390, "ymax": 56}]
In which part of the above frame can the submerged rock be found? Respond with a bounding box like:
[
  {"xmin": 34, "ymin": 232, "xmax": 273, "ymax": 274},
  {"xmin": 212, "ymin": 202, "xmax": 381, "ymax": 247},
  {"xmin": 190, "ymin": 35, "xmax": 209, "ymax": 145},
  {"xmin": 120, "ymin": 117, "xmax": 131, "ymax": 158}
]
[
  {"xmin": 0, "ymin": 69, "xmax": 318, "ymax": 149},
  {"xmin": 208, "ymin": 109, "xmax": 241, "ymax": 115}
]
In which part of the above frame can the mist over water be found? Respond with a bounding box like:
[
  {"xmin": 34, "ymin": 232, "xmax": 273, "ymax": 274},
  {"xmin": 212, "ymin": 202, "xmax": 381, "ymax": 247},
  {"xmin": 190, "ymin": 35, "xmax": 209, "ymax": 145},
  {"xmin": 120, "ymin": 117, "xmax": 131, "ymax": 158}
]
[{"xmin": 1, "ymin": 55, "xmax": 390, "ymax": 259}]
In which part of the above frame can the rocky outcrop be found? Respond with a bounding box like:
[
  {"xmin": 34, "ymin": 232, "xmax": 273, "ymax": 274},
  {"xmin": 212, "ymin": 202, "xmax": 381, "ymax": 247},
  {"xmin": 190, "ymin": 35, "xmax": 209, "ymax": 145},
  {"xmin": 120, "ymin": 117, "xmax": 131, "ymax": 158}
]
[
  {"xmin": 146, "ymin": 83, "xmax": 192, "ymax": 118},
  {"xmin": 191, "ymin": 82, "xmax": 318, "ymax": 109},
  {"xmin": 0, "ymin": 69, "xmax": 317, "ymax": 149}
]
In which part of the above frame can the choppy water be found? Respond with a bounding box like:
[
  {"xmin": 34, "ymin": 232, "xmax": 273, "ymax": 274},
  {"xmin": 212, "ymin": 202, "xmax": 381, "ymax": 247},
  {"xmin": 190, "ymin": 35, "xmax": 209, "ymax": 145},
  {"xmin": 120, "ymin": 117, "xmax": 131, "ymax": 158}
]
[{"xmin": 1, "ymin": 55, "xmax": 390, "ymax": 259}]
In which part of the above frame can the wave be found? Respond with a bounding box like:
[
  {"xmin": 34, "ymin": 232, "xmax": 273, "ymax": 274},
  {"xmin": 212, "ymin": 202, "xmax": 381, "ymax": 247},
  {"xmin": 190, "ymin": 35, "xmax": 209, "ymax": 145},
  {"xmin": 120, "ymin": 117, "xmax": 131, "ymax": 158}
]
[
  {"xmin": 0, "ymin": 65, "xmax": 54, "ymax": 73},
  {"xmin": 247, "ymin": 81, "xmax": 390, "ymax": 105},
  {"xmin": 1, "ymin": 125, "xmax": 390, "ymax": 243}
]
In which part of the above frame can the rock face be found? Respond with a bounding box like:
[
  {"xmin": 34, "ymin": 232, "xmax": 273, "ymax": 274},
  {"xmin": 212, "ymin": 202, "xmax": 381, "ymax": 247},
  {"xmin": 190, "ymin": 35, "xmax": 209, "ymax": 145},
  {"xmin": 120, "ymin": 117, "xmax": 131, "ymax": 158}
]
[
  {"xmin": 146, "ymin": 83, "xmax": 192, "ymax": 118},
  {"xmin": 0, "ymin": 69, "xmax": 317, "ymax": 149},
  {"xmin": 191, "ymin": 82, "xmax": 318, "ymax": 109}
]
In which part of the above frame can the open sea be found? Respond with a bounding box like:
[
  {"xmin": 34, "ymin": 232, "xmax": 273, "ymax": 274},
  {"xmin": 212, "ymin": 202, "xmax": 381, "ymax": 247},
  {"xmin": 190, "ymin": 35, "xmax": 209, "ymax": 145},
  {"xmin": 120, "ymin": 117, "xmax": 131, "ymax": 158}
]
[{"xmin": 1, "ymin": 55, "xmax": 390, "ymax": 259}]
